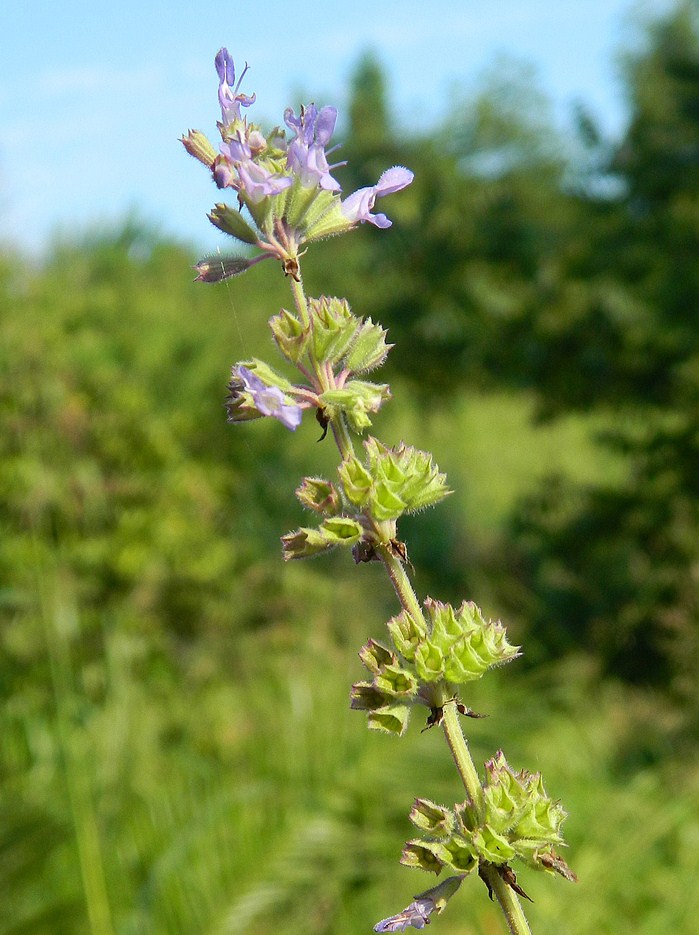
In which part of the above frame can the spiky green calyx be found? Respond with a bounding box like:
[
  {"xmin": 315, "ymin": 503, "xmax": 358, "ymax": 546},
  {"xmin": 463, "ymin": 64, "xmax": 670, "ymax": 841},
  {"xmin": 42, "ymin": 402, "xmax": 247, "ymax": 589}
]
[
  {"xmin": 345, "ymin": 318, "xmax": 392, "ymax": 373},
  {"xmin": 409, "ymin": 798, "xmax": 455, "ymax": 839},
  {"xmin": 307, "ymin": 296, "xmax": 358, "ymax": 365},
  {"xmin": 413, "ymin": 599, "xmax": 521, "ymax": 685},
  {"xmin": 338, "ymin": 438, "xmax": 451, "ymax": 522}
]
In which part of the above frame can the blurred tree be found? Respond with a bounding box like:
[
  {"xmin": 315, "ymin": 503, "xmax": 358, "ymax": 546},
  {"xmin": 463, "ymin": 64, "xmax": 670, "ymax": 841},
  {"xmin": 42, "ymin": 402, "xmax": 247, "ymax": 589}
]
[
  {"xmin": 499, "ymin": 0, "xmax": 699, "ymax": 716},
  {"xmin": 310, "ymin": 54, "xmax": 574, "ymax": 395}
]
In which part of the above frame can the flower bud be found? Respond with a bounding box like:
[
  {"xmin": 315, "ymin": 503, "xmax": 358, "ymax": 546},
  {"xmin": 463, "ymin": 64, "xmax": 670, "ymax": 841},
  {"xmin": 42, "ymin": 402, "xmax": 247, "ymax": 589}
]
[
  {"xmin": 181, "ymin": 129, "xmax": 218, "ymax": 168},
  {"xmin": 194, "ymin": 254, "xmax": 260, "ymax": 282},
  {"xmin": 408, "ymin": 798, "xmax": 454, "ymax": 838},
  {"xmin": 208, "ymin": 203, "xmax": 259, "ymax": 243}
]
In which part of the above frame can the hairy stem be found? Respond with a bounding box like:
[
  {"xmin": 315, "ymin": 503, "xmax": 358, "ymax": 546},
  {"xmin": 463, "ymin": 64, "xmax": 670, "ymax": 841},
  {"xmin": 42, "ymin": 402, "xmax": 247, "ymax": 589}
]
[
  {"xmin": 290, "ymin": 269, "xmax": 355, "ymax": 460},
  {"xmin": 289, "ymin": 270, "xmax": 310, "ymax": 329},
  {"xmin": 379, "ymin": 547, "xmax": 427, "ymax": 628},
  {"xmin": 441, "ymin": 701, "xmax": 485, "ymax": 819},
  {"xmin": 479, "ymin": 865, "xmax": 533, "ymax": 935}
]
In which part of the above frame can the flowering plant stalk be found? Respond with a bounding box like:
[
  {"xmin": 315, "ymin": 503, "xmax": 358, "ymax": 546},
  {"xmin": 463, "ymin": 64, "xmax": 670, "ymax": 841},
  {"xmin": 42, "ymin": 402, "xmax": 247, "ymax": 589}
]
[{"xmin": 182, "ymin": 49, "xmax": 577, "ymax": 935}]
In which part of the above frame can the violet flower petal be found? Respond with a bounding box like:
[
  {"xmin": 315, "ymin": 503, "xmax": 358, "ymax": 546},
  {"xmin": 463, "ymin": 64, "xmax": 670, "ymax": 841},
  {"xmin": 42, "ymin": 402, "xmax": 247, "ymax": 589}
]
[{"xmin": 237, "ymin": 366, "xmax": 302, "ymax": 431}]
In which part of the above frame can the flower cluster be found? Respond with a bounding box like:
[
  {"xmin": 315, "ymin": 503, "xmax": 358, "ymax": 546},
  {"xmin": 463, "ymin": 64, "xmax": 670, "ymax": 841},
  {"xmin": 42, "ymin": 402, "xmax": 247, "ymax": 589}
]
[
  {"xmin": 402, "ymin": 754, "xmax": 576, "ymax": 881},
  {"xmin": 350, "ymin": 599, "xmax": 520, "ymax": 736},
  {"xmin": 182, "ymin": 48, "xmax": 413, "ymax": 280},
  {"xmin": 225, "ymin": 296, "xmax": 392, "ymax": 438}
]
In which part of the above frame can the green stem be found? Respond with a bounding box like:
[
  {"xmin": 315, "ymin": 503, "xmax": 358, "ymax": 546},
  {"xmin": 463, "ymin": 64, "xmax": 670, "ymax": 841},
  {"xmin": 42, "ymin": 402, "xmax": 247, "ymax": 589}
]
[
  {"xmin": 331, "ymin": 416, "xmax": 354, "ymax": 461},
  {"xmin": 479, "ymin": 865, "xmax": 533, "ymax": 935},
  {"xmin": 379, "ymin": 547, "xmax": 427, "ymax": 628},
  {"xmin": 376, "ymin": 478, "xmax": 532, "ymax": 935},
  {"xmin": 441, "ymin": 701, "xmax": 485, "ymax": 819},
  {"xmin": 289, "ymin": 271, "xmax": 310, "ymax": 329},
  {"xmin": 380, "ymin": 551, "xmax": 485, "ymax": 812},
  {"xmin": 289, "ymin": 262, "xmax": 355, "ymax": 461}
]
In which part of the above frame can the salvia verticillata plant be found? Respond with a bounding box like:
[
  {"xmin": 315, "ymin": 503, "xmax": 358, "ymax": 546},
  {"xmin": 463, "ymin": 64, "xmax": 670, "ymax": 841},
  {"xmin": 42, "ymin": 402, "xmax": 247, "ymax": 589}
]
[{"xmin": 182, "ymin": 47, "xmax": 577, "ymax": 935}]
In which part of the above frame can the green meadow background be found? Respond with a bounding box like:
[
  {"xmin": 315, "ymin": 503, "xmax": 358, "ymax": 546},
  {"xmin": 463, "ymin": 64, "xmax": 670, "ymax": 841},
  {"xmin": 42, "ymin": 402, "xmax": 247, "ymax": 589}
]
[{"xmin": 3, "ymin": 3, "xmax": 699, "ymax": 934}]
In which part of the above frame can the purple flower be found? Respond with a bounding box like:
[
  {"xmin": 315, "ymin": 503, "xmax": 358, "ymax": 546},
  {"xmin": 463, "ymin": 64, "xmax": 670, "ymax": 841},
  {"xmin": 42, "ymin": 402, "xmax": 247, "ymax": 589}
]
[
  {"xmin": 284, "ymin": 104, "xmax": 342, "ymax": 191},
  {"xmin": 236, "ymin": 161, "xmax": 294, "ymax": 202},
  {"xmin": 215, "ymin": 48, "xmax": 256, "ymax": 124},
  {"xmin": 373, "ymin": 875, "xmax": 465, "ymax": 934},
  {"xmin": 374, "ymin": 897, "xmax": 434, "ymax": 933},
  {"xmin": 237, "ymin": 366, "xmax": 302, "ymax": 430},
  {"xmin": 341, "ymin": 166, "xmax": 414, "ymax": 228},
  {"xmin": 214, "ymin": 132, "xmax": 293, "ymax": 199}
]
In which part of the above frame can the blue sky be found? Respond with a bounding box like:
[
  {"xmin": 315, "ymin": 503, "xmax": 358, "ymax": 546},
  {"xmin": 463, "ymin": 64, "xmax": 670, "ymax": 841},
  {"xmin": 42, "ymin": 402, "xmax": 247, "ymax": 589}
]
[{"xmin": 0, "ymin": 0, "xmax": 669, "ymax": 256}]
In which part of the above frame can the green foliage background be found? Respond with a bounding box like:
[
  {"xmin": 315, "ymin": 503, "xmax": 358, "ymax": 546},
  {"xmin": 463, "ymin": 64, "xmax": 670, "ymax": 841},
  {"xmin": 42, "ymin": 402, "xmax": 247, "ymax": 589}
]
[{"xmin": 3, "ymin": 3, "xmax": 699, "ymax": 933}]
